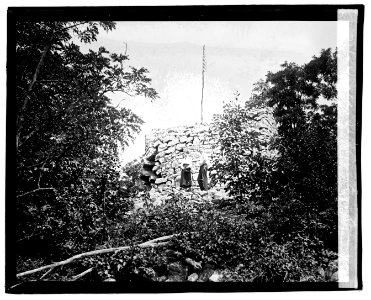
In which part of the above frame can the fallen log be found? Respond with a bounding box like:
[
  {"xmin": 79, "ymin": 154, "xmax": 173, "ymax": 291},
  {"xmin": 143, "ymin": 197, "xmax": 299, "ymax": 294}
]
[
  {"xmin": 70, "ymin": 267, "xmax": 93, "ymax": 281},
  {"xmin": 16, "ymin": 234, "xmax": 177, "ymax": 279}
]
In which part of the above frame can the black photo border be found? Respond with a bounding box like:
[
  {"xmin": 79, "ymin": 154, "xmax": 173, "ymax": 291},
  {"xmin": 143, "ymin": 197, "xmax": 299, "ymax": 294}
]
[{"xmin": 6, "ymin": 4, "xmax": 364, "ymax": 293}]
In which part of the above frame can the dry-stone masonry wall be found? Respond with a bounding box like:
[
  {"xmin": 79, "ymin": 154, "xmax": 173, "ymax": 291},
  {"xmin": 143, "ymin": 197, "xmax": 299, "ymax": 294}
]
[
  {"xmin": 140, "ymin": 123, "xmax": 219, "ymax": 187},
  {"xmin": 140, "ymin": 107, "xmax": 277, "ymax": 188},
  {"xmin": 132, "ymin": 108, "xmax": 277, "ymax": 210}
]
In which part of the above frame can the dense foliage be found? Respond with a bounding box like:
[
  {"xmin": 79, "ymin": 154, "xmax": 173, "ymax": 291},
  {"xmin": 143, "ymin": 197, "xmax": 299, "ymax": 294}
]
[
  {"xmin": 120, "ymin": 158, "xmax": 148, "ymax": 198},
  {"xmin": 15, "ymin": 21, "xmax": 158, "ymax": 262},
  {"xmin": 92, "ymin": 195, "xmax": 336, "ymax": 282},
  {"xmin": 211, "ymin": 48, "xmax": 338, "ymax": 253},
  {"xmin": 17, "ymin": 193, "xmax": 336, "ymax": 283}
]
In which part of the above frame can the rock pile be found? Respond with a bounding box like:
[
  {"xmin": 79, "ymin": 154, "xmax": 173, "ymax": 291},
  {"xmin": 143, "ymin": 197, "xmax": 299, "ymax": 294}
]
[{"xmin": 106, "ymin": 253, "xmax": 225, "ymax": 282}]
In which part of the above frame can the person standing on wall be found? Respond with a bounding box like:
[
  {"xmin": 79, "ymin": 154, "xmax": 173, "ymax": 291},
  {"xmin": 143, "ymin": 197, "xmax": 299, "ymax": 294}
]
[
  {"xmin": 197, "ymin": 156, "xmax": 208, "ymax": 191},
  {"xmin": 180, "ymin": 153, "xmax": 192, "ymax": 190}
]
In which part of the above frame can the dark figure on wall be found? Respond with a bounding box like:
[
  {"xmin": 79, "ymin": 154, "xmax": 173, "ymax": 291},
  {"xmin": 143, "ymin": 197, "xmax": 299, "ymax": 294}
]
[
  {"xmin": 180, "ymin": 160, "xmax": 192, "ymax": 189},
  {"xmin": 197, "ymin": 157, "xmax": 208, "ymax": 191}
]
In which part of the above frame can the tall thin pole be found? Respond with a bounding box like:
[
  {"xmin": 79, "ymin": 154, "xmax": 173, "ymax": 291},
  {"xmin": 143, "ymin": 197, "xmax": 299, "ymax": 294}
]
[{"xmin": 201, "ymin": 45, "xmax": 206, "ymax": 123}]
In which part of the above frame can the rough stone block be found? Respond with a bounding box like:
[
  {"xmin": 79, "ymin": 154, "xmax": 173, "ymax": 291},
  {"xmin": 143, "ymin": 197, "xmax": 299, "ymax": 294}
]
[
  {"xmin": 155, "ymin": 177, "xmax": 168, "ymax": 184},
  {"xmin": 193, "ymin": 137, "xmax": 200, "ymax": 146},
  {"xmin": 209, "ymin": 270, "xmax": 223, "ymax": 282},
  {"xmin": 155, "ymin": 151, "xmax": 165, "ymax": 160},
  {"xmin": 187, "ymin": 273, "xmax": 199, "ymax": 282},
  {"xmin": 179, "ymin": 136, "xmax": 188, "ymax": 143},
  {"xmin": 158, "ymin": 144, "xmax": 168, "ymax": 152},
  {"xmin": 165, "ymin": 146, "xmax": 176, "ymax": 154},
  {"xmin": 167, "ymin": 138, "xmax": 179, "ymax": 147},
  {"xmin": 153, "ymin": 140, "xmax": 162, "ymax": 147},
  {"xmin": 163, "ymin": 135, "xmax": 174, "ymax": 143}
]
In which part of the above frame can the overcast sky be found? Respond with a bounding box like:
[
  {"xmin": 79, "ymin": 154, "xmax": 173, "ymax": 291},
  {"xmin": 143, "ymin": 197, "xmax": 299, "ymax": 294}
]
[{"xmin": 78, "ymin": 21, "xmax": 337, "ymax": 163}]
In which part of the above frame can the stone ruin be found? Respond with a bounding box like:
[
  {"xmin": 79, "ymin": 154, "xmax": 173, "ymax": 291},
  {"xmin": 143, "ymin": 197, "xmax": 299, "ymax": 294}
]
[
  {"xmin": 140, "ymin": 107, "xmax": 277, "ymax": 188},
  {"xmin": 140, "ymin": 123, "xmax": 220, "ymax": 188},
  {"xmin": 127, "ymin": 123, "xmax": 227, "ymax": 211},
  {"xmin": 132, "ymin": 108, "xmax": 277, "ymax": 210}
]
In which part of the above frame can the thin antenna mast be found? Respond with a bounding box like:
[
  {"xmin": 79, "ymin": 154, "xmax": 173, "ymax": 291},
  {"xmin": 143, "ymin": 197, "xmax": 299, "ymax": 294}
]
[{"xmin": 201, "ymin": 45, "xmax": 206, "ymax": 123}]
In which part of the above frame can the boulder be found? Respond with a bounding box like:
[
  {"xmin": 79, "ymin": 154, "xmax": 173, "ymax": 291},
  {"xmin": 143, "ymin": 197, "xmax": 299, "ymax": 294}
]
[
  {"xmin": 156, "ymin": 275, "xmax": 167, "ymax": 282},
  {"xmin": 330, "ymin": 271, "xmax": 338, "ymax": 282},
  {"xmin": 187, "ymin": 273, "xmax": 199, "ymax": 282},
  {"xmin": 209, "ymin": 270, "xmax": 223, "ymax": 282},
  {"xmin": 167, "ymin": 262, "xmax": 188, "ymax": 282},
  {"xmin": 317, "ymin": 267, "xmax": 325, "ymax": 278},
  {"xmin": 198, "ymin": 264, "xmax": 215, "ymax": 282}
]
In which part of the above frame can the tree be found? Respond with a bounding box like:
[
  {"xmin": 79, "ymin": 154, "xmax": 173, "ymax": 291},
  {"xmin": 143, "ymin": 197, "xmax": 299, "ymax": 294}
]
[
  {"xmin": 260, "ymin": 49, "xmax": 337, "ymax": 247},
  {"xmin": 212, "ymin": 48, "xmax": 337, "ymax": 249},
  {"xmin": 210, "ymin": 95, "xmax": 278, "ymax": 207},
  {"xmin": 14, "ymin": 21, "xmax": 158, "ymax": 260}
]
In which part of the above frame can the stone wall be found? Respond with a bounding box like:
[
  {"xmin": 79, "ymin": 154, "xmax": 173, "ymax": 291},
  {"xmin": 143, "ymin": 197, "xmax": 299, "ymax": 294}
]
[
  {"xmin": 140, "ymin": 123, "xmax": 219, "ymax": 187},
  {"xmin": 140, "ymin": 107, "xmax": 277, "ymax": 188}
]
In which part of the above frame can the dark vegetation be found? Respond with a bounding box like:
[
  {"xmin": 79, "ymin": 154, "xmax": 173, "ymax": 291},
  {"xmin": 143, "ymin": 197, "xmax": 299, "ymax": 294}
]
[{"xmin": 13, "ymin": 21, "xmax": 338, "ymax": 284}]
